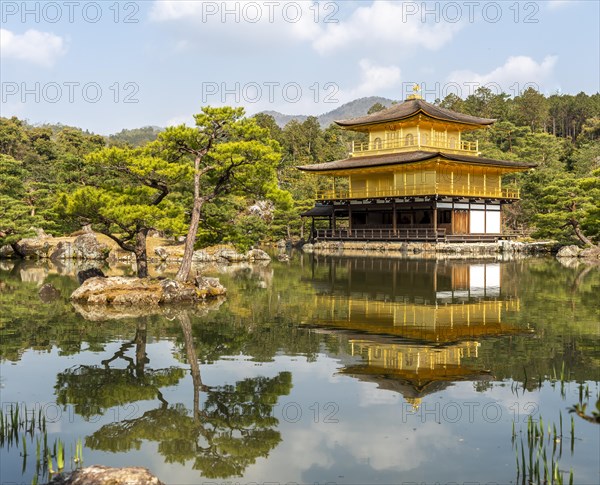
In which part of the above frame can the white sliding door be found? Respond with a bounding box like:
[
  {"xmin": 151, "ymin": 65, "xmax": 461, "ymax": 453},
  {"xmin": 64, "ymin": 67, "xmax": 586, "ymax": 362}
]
[{"xmin": 470, "ymin": 210, "xmax": 485, "ymax": 234}]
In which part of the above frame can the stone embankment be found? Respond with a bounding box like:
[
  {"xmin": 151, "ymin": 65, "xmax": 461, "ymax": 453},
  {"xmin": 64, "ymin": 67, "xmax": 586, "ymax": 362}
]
[
  {"xmin": 302, "ymin": 240, "xmax": 560, "ymax": 259},
  {"xmin": 161, "ymin": 246, "xmax": 271, "ymax": 264},
  {"xmin": 0, "ymin": 231, "xmax": 272, "ymax": 265},
  {"xmin": 556, "ymin": 245, "xmax": 600, "ymax": 260},
  {"xmin": 3, "ymin": 232, "xmax": 111, "ymax": 260}
]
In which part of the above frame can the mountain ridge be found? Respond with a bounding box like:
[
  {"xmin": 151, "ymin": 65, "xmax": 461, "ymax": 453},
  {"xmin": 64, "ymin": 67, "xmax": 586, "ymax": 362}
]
[
  {"xmin": 260, "ymin": 96, "xmax": 397, "ymax": 128},
  {"xmin": 103, "ymin": 97, "xmax": 398, "ymax": 139}
]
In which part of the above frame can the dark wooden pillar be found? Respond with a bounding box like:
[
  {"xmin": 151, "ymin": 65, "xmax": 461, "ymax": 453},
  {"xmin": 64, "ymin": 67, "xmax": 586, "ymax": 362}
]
[
  {"xmin": 392, "ymin": 200, "xmax": 397, "ymax": 235},
  {"xmin": 433, "ymin": 202, "xmax": 438, "ymax": 238},
  {"xmin": 332, "ymin": 209, "xmax": 336, "ymax": 231},
  {"xmin": 311, "ymin": 217, "xmax": 315, "ymax": 240},
  {"xmin": 348, "ymin": 204, "xmax": 352, "ymax": 232}
]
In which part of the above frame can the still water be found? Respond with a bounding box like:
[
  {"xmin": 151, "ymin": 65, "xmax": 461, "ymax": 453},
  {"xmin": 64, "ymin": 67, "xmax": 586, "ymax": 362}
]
[{"xmin": 1, "ymin": 255, "xmax": 599, "ymax": 484}]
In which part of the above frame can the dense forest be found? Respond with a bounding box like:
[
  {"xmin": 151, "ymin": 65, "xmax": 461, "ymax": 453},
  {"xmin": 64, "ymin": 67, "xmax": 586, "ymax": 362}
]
[{"xmin": 1, "ymin": 87, "xmax": 599, "ymax": 258}]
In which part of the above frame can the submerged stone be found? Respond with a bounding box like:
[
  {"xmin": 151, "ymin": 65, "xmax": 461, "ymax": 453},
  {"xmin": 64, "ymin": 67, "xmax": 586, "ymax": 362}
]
[
  {"xmin": 39, "ymin": 283, "xmax": 61, "ymax": 302},
  {"xmin": 77, "ymin": 267, "xmax": 106, "ymax": 284}
]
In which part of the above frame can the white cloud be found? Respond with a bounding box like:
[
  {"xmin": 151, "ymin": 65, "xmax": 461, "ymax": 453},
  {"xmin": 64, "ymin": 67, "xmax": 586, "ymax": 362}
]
[
  {"xmin": 149, "ymin": 1, "xmax": 461, "ymax": 56},
  {"xmin": 0, "ymin": 29, "xmax": 67, "ymax": 67},
  {"xmin": 547, "ymin": 0, "xmax": 573, "ymax": 9},
  {"xmin": 218, "ymin": 59, "xmax": 401, "ymax": 120},
  {"xmin": 149, "ymin": 1, "xmax": 321, "ymax": 43},
  {"xmin": 149, "ymin": 0, "xmax": 202, "ymax": 21},
  {"xmin": 341, "ymin": 59, "xmax": 402, "ymax": 100},
  {"xmin": 312, "ymin": 0, "xmax": 464, "ymax": 56},
  {"xmin": 173, "ymin": 39, "xmax": 189, "ymax": 52},
  {"xmin": 448, "ymin": 55, "xmax": 558, "ymax": 93},
  {"xmin": 165, "ymin": 114, "xmax": 194, "ymax": 127},
  {"xmin": 357, "ymin": 382, "xmax": 400, "ymax": 407}
]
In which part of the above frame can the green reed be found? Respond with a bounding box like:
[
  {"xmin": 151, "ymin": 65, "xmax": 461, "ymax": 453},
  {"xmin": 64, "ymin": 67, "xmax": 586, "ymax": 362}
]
[
  {"xmin": 0, "ymin": 404, "xmax": 83, "ymax": 483},
  {"xmin": 514, "ymin": 412, "xmax": 569, "ymax": 484}
]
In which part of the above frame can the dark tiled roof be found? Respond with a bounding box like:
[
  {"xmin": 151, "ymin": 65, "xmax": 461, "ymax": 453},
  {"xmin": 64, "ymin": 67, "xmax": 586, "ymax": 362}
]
[
  {"xmin": 301, "ymin": 205, "xmax": 334, "ymax": 217},
  {"xmin": 335, "ymin": 98, "xmax": 495, "ymax": 127},
  {"xmin": 297, "ymin": 151, "xmax": 536, "ymax": 172},
  {"xmin": 443, "ymin": 152, "xmax": 536, "ymax": 168}
]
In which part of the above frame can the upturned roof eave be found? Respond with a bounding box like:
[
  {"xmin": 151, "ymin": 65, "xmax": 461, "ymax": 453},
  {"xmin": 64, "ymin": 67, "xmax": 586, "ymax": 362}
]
[
  {"xmin": 296, "ymin": 151, "xmax": 537, "ymax": 173},
  {"xmin": 334, "ymin": 109, "xmax": 496, "ymax": 129},
  {"xmin": 333, "ymin": 97, "xmax": 498, "ymax": 129}
]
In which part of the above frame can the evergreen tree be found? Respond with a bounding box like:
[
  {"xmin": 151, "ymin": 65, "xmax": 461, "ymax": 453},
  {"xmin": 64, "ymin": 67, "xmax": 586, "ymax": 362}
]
[
  {"xmin": 60, "ymin": 146, "xmax": 189, "ymax": 277},
  {"xmin": 158, "ymin": 107, "xmax": 285, "ymax": 281},
  {"xmin": 533, "ymin": 170, "xmax": 600, "ymax": 245}
]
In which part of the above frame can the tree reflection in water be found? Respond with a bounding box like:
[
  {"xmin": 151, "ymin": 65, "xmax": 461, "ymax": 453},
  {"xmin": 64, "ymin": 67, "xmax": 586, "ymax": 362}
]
[
  {"xmin": 55, "ymin": 313, "xmax": 292, "ymax": 479},
  {"xmin": 55, "ymin": 319, "xmax": 185, "ymax": 418}
]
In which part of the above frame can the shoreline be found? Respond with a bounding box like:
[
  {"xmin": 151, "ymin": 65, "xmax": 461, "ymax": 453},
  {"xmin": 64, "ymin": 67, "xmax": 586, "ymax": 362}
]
[
  {"xmin": 2, "ymin": 232, "xmax": 598, "ymax": 267},
  {"xmin": 302, "ymin": 240, "xmax": 557, "ymax": 260}
]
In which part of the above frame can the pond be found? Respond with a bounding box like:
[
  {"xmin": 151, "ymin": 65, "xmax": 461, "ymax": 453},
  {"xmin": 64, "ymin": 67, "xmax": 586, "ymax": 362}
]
[{"xmin": 1, "ymin": 254, "xmax": 599, "ymax": 484}]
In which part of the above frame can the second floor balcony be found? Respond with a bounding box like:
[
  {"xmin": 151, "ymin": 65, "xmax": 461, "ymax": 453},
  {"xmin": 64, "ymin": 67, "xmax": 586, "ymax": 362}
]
[
  {"xmin": 352, "ymin": 135, "xmax": 478, "ymax": 157},
  {"xmin": 316, "ymin": 183, "xmax": 520, "ymax": 201}
]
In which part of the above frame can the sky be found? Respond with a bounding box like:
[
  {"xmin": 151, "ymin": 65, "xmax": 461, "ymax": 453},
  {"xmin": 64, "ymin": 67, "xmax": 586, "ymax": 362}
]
[{"xmin": 1, "ymin": 0, "xmax": 599, "ymax": 134}]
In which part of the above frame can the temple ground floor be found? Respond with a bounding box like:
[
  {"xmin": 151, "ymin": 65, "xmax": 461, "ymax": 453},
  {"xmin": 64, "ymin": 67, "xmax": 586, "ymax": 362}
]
[{"xmin": 302, "ymin": 198, "xmax": 518, "ymax": 243}]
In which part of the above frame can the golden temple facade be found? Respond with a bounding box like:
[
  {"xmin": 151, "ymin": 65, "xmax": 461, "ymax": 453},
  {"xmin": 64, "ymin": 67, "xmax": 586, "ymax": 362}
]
[{"xmin": 299, "ymin": 88, "xmax": 536, "ymax": 242}]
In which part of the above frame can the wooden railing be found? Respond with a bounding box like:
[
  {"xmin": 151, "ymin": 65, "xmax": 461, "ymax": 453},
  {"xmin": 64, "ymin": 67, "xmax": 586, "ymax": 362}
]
[
  {"xmin": 352, "ymin": 136, "xmax": 478, "ymax": 156},
  {"xmin": 316, "ymin": 184, "xmax": 520, "ymax": 201},
  {"xmin": 315, "ymin": 228, "xmax": 446, "ymax": 241},
  {"xmin": 314, "ymin": 228, "xmax": 520, "ymax": 242}
]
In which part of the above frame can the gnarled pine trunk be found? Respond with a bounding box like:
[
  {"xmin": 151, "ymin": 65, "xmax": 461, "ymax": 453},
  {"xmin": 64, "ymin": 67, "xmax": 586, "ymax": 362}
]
[
  {"xmin": 134, "ymin": 228, "xmax": 149, "ymax": 278},
  {"xmin": 177, "ymin": 153, "xmax": 207, "ymax": 282},
  {"xmin": 569, "ymin": 218, "xmax": 594, "ymax": 247},
  {"xmin": 176, "ymin": 197, "xmax": 205, "ymax": 282}
]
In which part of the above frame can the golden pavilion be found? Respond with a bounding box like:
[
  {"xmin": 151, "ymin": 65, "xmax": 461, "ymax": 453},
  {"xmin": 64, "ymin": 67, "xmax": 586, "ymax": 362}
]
[{"xmin": 298, "ymin": 87, "xmax": 536, "ymax": 242}]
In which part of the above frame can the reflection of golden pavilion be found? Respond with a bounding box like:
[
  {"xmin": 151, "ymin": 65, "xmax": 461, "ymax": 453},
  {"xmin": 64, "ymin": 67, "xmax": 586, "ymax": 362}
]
[
  {"xmin": 342, "ymin": 339, "xmax": 487, "ymax": 404},
  {"xmin": 308, "ymin": 258, "xmax": 523, "ymax": 342},
  {"xmin": 316, "ymin": 296, "xmax": 520, "ymax": 342},
  {"xmin": 350, "ymin": 339, "xmax": 479, "ymax": 376},
  {"xmin": 306, "ymin": 258, "xmax": 528, "ymax": 401}
]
